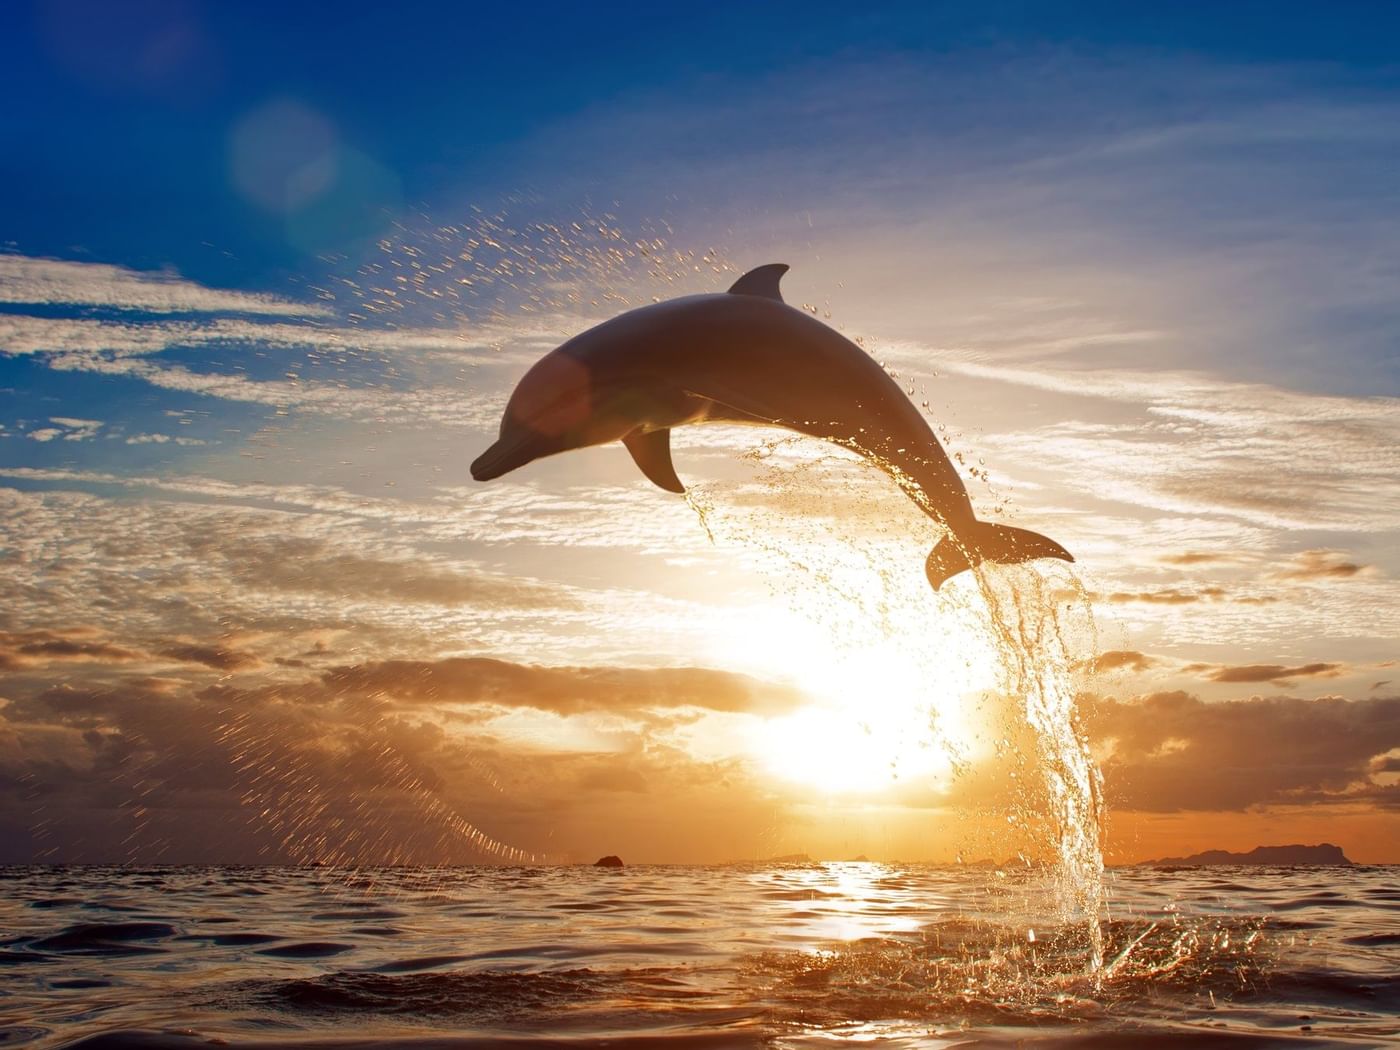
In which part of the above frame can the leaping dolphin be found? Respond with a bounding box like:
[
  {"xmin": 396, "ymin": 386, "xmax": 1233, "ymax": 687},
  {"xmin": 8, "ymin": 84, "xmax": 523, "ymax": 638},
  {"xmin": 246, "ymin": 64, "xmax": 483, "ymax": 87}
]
[{"xmin": 471, "ymin": 264, "xmax": 1072, "ymax": 589}]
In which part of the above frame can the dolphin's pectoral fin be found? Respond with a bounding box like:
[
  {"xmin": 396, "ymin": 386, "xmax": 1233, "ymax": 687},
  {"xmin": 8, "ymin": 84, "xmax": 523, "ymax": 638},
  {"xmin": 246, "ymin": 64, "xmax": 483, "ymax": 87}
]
[
  {"xmin": 727, "ymin": 263, "xmax": 789, "ymax": 302},
  {"xmin": 623, "ymin": 428, "xmax": 686, "ymax": 493}
]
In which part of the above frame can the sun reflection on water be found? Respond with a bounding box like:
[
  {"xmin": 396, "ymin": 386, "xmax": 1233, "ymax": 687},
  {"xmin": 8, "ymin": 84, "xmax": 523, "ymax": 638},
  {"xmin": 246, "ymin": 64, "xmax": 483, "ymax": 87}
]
[{"xmin": 755, "ymin": 862, "xmax": 933, "ymax": 945}]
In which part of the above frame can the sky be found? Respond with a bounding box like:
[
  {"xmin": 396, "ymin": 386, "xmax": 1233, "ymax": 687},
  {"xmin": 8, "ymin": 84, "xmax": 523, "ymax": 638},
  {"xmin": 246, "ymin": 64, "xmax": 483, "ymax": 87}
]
[{"xmin": 1, "ymin": 1, "xmax": 1398, "ymax": 866}]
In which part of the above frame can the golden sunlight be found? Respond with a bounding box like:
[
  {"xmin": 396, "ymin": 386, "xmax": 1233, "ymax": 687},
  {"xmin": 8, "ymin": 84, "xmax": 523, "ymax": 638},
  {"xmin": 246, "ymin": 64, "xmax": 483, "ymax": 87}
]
[{"xmin": 720, "ymin": 591, "xmax": 1003, "ymax": 795}]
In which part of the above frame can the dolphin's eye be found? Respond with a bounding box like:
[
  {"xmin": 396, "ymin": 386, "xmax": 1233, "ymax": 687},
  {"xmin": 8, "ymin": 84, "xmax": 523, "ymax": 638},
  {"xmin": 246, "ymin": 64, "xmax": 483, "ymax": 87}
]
[{"xmin": 509, "ymin": 355, "xmax": 592, "ymax": 436}]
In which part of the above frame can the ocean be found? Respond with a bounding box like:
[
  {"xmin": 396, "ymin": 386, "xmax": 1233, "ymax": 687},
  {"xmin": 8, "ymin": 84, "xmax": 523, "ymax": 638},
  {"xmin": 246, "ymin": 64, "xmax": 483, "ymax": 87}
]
[{"xmin": 1, "ymin": 863, "xmax": 1395, "ymax": 1049}]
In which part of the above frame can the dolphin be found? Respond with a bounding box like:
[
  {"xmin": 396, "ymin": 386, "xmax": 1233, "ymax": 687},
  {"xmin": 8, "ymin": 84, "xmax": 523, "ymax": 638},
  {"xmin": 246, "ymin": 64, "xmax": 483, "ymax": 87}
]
[{"xmin": 471, "ymin": 264, "xmax": 1073, "ymax": 589}]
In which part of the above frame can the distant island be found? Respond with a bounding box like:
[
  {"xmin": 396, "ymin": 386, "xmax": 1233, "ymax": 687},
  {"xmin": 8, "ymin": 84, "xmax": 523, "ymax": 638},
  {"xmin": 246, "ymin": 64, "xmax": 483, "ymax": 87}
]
[
  {"xmin": 766, "ymin": 853, "xmax": 814, "ymax": 864},
  {"xmin": 1144, "ymin": 843, "xmax": 1352, "ymax": 866}
]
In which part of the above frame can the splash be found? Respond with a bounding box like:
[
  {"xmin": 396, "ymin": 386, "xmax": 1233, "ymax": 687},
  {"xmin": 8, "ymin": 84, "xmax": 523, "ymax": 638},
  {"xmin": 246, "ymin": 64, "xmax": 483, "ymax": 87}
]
[
  {"xmin": 753, "ymin": 911, "xmax": 1274, "ymax": 1029},
  {"xmin": 192, "ymin": 207, "xmax": 742, "ymax": 873},
  {"xmin": 683, "ymin": 435, "xmax": 1107, "ymax": 975},
  {"xmin": 973, "ymin": 568, "xmax": 1106, "ymax": 973}
]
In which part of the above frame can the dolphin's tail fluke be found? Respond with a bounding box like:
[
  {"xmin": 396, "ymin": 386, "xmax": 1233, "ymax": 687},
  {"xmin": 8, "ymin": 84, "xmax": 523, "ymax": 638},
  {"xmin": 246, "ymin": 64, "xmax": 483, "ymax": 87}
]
[{"xmin": 925, "ymin": 522, "xmax": 1074, "ymax": 590}]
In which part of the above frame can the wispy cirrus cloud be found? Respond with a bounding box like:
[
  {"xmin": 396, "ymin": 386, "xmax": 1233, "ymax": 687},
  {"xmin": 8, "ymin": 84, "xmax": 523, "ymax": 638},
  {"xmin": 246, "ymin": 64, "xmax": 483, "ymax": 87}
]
[
  {"xmin": 938, "ymin": 356, "xmax": 1400, "ymax": 534},
  {"xmin": 0, "ymin": 303, "xmax": 512, "ymax": 426},
  {"xmin": 0, "ymin": 254, "xmax": 332, "ymax": 316},
  {"xmin": 0, "ymin": 311, "xmax": 512, "ymax": 358}
]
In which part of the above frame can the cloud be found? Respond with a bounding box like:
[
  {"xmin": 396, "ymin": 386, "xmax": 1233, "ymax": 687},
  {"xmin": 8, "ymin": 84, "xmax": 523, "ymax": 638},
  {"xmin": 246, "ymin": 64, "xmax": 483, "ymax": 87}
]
[
  {"xmin": 123, "ymin": 433, "xmax": 208, "ymax": 446},
  {"xmin": 0, "ymin": 269, "xmax": 528, "ymax": 429},
  {"xmin": 1158, "ymin": 552, "xmax": 1238, "ymax": 566},
  {"xmin": 0, "ymin": 484, "xmax": 601, "ymax": 665},
  {"xmin": 1274, "ymin": 549, "xmax": 1373, "ymax": 582},
  {"xmin": 231, "ymin": 541, "xmax": 574, "ymax": 611},
  {"xmin": 0, "ymin": 650, "xmax": 798, "ymax": 864},
  {"xmin": 575, "ymin": 760, "xmax": 650, "ymax": 794},
  {"xmin": 0, "ymin": 629, "xmax": 144, "ymax": 669},
  {"xmin": 157, "ymin": 643, "xmax": 261, "ymax": 671},
  {"xmin": 0, "ymin": 254, "xmax": 331, "ymax": 317},
  {"xmin": 320, "ymin": 656, "xmax": 804, "ymax": 716},
  {"xmin": 0, "ymin": 251, "xmax": 663, "ymax": 436},
  {"xmin": 1196, "ymin": 662, "xmax": 1347, "ymax": 685},
  {"xmin": 1, "ymin": 675, "xmax": 540, "ymax": 863},
  {"xmin": 1099, "ymin": 588, "xmax": 1218, "ymax": 605},
  {"xmin": 1089, "ymin": 650, "xmax": 1157, "ymax": 674},
  {"xmin": 1093, "ymin": 586, "xmax": 1276, "ymax": 606},
  {"xmin": 942, "ymin": 358, "xmax": 1400, "ymax": 534},
  {"xmin": 1091, "ymin": 691, "xmax": 1400, "ymax": 812},
  {"xmin": 25, "ymin": 417, "xmax": 103, "ymax": 443}
]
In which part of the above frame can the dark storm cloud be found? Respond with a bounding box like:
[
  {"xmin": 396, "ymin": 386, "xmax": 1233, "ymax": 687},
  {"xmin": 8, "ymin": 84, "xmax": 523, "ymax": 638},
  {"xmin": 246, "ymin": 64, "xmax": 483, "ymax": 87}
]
[
  {"xmin": 1090, "ymin": 691, "xmax": 1400, "ymax": 812},
  {"xmin": 320, "ymin": 657, "xmax": 804, "ymax": 716}
]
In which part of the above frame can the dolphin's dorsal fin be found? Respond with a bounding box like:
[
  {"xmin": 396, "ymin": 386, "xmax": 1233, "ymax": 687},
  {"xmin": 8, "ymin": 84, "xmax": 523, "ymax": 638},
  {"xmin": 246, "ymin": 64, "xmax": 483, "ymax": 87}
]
[
  {"xmin": 623, "ymin": 428, "xmax": 685, "ymax": 493},
  {"xmin": 727, "ymin": 263, "xmax": 788, "ymax": 302}
]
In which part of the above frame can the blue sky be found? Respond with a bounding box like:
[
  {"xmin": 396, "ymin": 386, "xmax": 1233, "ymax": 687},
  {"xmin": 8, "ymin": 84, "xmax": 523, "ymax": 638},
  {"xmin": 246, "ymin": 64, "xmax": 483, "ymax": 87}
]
[
  {"xmin": 6, "ymin": 2, "xmax": 1400, "ymax": 282},
  {"xmin": 2, "ymin": 3, "xmax": 1398, "ymax": 863}
]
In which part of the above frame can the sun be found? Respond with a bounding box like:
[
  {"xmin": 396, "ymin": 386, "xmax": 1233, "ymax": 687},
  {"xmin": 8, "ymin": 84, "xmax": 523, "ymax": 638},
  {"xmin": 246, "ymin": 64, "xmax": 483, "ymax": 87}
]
[
  {"xmin": 682, "ymin": 441, "xmax": 1015, "ymax": 797},
  {"xmin": 752, "ymin": 704, "xmax": 940, "ymax": 795},
  {"xmin": 717, "ymin": 593, "xmax": 1005, "ymax": 796}
]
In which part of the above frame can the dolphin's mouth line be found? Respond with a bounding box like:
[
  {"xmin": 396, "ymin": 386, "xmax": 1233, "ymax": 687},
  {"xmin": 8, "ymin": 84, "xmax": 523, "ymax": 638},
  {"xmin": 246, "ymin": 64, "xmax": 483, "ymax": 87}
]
[{"xmin": 471, "ymin": 433, "xmax": 539, "ymax": 482}]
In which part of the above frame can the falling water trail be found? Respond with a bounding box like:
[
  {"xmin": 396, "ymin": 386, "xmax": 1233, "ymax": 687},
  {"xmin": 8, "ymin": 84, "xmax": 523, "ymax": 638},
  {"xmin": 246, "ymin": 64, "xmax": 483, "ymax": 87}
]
[
  {"xmin": 972, "ymin": 566, "xmax": 1107, "ymax": 977},
  {"xmin": 684, "ymin": 439, "xmax": 1109, "ymax": 982},
  {"xmin": 881, "ymin": 442, "xmax": 1109, "ymax": 977}
]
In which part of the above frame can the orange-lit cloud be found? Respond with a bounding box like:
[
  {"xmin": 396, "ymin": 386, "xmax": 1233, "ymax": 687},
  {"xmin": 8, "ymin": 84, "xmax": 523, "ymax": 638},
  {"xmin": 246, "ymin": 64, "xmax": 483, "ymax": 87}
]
[
  {"xmin": 1194, "ymin": 663, "xmax": 1347, "ymax": 686},
  {"xmin": 321, "ymin": 657, "xmax": 804, "ymax": 716},
  {"xmin": 1091, "ymin": 690, "xmax": 1399, "ymax": 812}
]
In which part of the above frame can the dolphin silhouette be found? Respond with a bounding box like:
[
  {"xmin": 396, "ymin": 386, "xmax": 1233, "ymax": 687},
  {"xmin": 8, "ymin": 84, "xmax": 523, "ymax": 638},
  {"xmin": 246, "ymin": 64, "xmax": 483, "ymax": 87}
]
[{"xmin": 471, "ymin": 264, "xmax": 1072, "ymax": 589}]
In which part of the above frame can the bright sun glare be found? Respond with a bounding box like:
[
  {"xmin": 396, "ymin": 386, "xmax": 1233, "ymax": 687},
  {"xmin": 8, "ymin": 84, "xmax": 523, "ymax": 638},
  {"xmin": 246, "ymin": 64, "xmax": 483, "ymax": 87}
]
[
  {"xmin": 679, "ymin": 438, "xmax": 1016, "ymax": 798},
  {"xmin": 727, "ymin": 594, "xmax": 1002, "ymax": 796}
]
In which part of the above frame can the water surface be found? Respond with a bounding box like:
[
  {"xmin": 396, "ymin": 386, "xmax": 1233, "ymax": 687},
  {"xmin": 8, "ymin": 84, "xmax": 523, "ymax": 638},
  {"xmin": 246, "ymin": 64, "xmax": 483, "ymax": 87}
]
[{"xmin": 1, "ymin": 864, "xmax": 1395, "ymax": 1048}]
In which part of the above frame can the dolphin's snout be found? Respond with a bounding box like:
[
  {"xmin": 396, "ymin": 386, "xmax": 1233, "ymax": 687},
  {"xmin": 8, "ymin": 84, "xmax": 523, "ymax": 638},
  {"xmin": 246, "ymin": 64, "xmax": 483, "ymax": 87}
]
[
  {"xmin": 471, "ymin": 433, "xmax": 539, "ymax": 482},
  {"xmin": 469, "ymin": 450, "xmax": 502, "ymax": 482}
]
